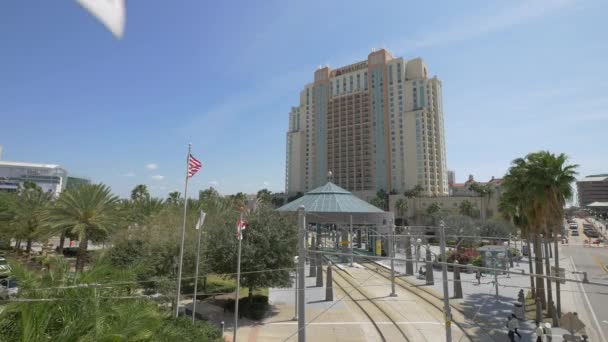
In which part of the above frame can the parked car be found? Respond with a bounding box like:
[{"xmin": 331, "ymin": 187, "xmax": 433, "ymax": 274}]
[
  {"xmin": 571, "ymin": 230, "xmax": 579, "ymax": 236},
  {"xmin": 0, "ymin": 257, "xmax": 11, "ymax": 277},
  {"xmin": 0, "ymin": 278, "xmax": 18, "ymax": 299}
]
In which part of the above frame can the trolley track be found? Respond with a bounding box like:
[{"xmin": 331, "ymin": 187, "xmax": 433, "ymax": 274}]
[
  {"xmin": 329, "ymin": 265, "xmax": 411, "ymax": 342},
  {"xmin": 359, "ymin": 261, "xmax": 475, "ymax": 342}
]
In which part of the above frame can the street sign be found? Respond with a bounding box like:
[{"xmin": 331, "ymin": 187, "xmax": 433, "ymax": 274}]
[
  {"xmin": 551, "ymin": 266, "xmax": 566, "ymax": 284},
  {"xmin": 560, "ymin": 312, "xmax": 586, "ymax": 334},
  {"xmin": 375, "ymin": 240, "xmax": 382, "ymax": 256}
]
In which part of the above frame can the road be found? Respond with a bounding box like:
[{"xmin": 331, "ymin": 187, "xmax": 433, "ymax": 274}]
[{"xmin": 561, "ymin": 218, "xmax": 608, "ymax": 341}]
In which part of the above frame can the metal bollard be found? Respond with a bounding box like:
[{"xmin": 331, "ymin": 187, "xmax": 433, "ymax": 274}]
[
  {"xmin": 583, "ymin": 272, "xmax": 589, "ymax": 283},
  {"xmin": 221, "ymin": 321, "xmax": 224, "ymax": 335}
]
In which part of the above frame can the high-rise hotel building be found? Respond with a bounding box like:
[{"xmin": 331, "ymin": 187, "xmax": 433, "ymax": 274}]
[{"xmin": 286, "ymin": 49, "xmax": 448, "ymax": 197}]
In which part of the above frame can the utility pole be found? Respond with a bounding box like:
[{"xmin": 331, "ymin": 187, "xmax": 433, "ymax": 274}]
[
  {"xmin": 439, "ymin": 221, "xmax": 452, "ymax": 342},
  {"xmin": 390, "ymin": 223, "xmax": 397, "ymax": 297},
  {"xmin": 297, "ymin": 206, "xmax": 306, "ymax": 342},
  {"xmin": 233, "ymin": 211, "xmax": 244, "ymax": 342}
]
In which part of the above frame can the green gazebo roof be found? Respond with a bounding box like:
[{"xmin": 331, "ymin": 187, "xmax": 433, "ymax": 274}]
[{"xmin": 276, "ymin": 182, "xmax": 391, "ymax": 224}]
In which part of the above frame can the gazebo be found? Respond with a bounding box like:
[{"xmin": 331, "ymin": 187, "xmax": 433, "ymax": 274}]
[{"xmin": 277, "ymin": 182, "xmax": 394, "ymax": 256}]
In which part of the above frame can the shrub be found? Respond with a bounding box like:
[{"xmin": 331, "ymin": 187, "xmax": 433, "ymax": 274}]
[
  {"xmin": 447, "ymin": 252, "xmax": 472, "ymax": 265},
  {"xmin": 472, "ymin": 256, "xmax": 483, "ymax": 267},
  {"xmin": 224, "ymin": 294, "xmax": 269, "ymax": 321}
]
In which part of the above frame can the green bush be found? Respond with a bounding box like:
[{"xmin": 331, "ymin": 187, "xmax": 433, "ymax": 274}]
[
  {"xmin": 472, "ymin": 256, "xmax": 483, "ymax": 267},
  {"xmin": 224, "ymin": 294, "xmax": 269, "ymax": 320},
  {"xmin": 153, "ymin": 316, "xmax": 222, "ymax": 342}
]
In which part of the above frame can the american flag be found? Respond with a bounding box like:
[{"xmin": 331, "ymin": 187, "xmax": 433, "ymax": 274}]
[{"xmin": 188, "ymin": 154, "xmax": 202, "ymax": 178}]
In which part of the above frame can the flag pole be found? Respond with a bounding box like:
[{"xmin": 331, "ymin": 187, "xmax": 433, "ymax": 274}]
[
  {"xmin": 233, "ymin": 210, "xmax": 244, "ymax": 342},
  {"xmin": 192, "ymin": 211, "xmax": 206, "ymax": 323},
  {"xmin": 175, "ymin": 143, "xmax": 191, "ymax": 318}
]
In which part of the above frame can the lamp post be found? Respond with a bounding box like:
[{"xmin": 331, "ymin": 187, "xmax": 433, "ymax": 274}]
[
  {"xmin": 293, "ymin": 256, "xmax": 298, "ymax": 321},
  {"xmin": 503, "ymin": 241, "xmax": 510, "ymax": 278},
  {"xmin": 415, "ymin": 238, "xmax": 422, "ymax": 273}
]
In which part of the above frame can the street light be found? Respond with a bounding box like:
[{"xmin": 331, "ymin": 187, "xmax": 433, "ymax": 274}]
[
  {"xmin": 503, "ymin": 241, "xmax": 510, "ymax": 278},
  {"xmin": 415, "ymin": 238, "xmax": 422, "ymax": 273},
  {"xmin": 293, "ymin": 256, "xmax": 298, "ymax": 321}
]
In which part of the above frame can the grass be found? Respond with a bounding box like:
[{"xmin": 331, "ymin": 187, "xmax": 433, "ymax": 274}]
[{"xmin": 195, "ymin": 274, "xmax": 268, "ymax": 299}]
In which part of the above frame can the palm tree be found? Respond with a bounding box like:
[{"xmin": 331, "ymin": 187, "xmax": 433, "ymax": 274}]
[
  {"xmin": 167, "ymin": 191, "xmax": 181, "ymax": 205},
  {"xmin": 459, "ymin": 200, "xmax": 474, "ymax": 217},
  {"xmin": 395, "ymin": 198, "xmax": 408, "ymax": 224},
  {"xmin": 499, "ymin": 184, "xmax": 536, "ymax": 299},
  {"xmin": 49, "ymin": 184, "xmax": 119, "ymax": 272},
  {"xmin": 10, "ymin": 186, "xmax": 51, "ymax": 254},
  {"xmin": 131, "ymin": 184, "xmax": 150, "ymax": 202},
  {"xmin": 502, "ymin": 151, "xmax": 578, "ymax": 321},
  {"xmin": 469, "ymin": 182, "xmax": 494, "ymax": 220},
  {"xmin": 525, "ymin": 151, "xmax": 577, "ymax": 318},
  {"xmin": 0, "ymin": 259, "xmax": 214, "ymax": 342},
  {"xmin": 503, "ymin": 156, "xmax": 546, "ymax": 321}
]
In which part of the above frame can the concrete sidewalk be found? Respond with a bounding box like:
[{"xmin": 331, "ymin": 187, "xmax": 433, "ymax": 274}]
[{"xmin": 376, "ymin": 248, "xmax": 596, "ymax": 341}]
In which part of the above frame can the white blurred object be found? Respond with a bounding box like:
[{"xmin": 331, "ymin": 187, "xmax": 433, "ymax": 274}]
[{"xmin": 75, "ymin": 0, "xmax": 126, "ymax": 39}]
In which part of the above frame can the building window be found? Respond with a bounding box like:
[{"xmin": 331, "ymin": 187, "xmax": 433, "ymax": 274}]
[
  {"xmin": 389, "ymin": 65, "xmax": 393, "ymax": 84},
  {"xmin": 357, "ymin": 74, "xmax": 360, "ymax": 90},
  {"xmin": 364, "ymin": 72, "xmax": 368, "ymax": 89}
]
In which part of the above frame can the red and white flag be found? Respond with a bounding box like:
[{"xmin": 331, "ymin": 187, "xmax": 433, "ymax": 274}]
[
  {"xmin": 188, "ymin": 154, "xmax": 202, "ymax": 178},
  {"xmin": 235, "ymin": 218, "xmax": 247, "ymax": 240}
]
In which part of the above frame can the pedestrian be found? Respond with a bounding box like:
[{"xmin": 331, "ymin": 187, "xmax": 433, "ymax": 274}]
[
  {"xmin": 510, "ymin": 314, "xmax": 522, "ymax": 339},
  {"xmin": 535, "ymin": 322, "xmax": 544, "ymax": 342},
  {"xmin": 476, "ymin": 270, "xmax": 481, "ymax": 285},
  {"xmin": 506, "ymin": 316, "xmax": 516, "ymax": 342},
  {"xmin": 544, "ymin": 322, "xmax": 552, "ymax": 342}
]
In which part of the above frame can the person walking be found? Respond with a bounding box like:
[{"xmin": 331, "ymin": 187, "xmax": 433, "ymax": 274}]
[
  {"xmin": 476, "ymin": 269, "xmax": 481, "ymax": 285},
  {"xmin": 509, "ymin": 314, "xmax": 522, "ymax": 340},
  {"xmin": 535, "ymin": 322, "xmax": 545, "ymax": 342},
  {"xmin": 544, "ymin": 322, "xmax": 552, "ymax": 342},
  {"xmin": 506, "ymin": 315, "xmax": 516, "ymax": 342}
]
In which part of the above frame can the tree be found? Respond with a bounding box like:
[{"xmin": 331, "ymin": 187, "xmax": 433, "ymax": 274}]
[
  {"xmin": 205, "ymin": 206, "xmax": 297, "ymax": 302},
  {"xmin": 0, "ymin": 258, "xmax": 220, "ymax": 341},
  {"xmin": 256, "ymin": 189, "xmax": 273, "ymax": 205},
  {"xmin": 479, "ymin": 219, "xmax": 516, "ymax": 239},
  {"xmin": 459, "ymin": 200, "xmax": 474, "ymax": 217},
  {"xmin": 395, "ymin": 198, "xmax": 408, "ymax": 222},
  {"xmin": 131, "ymin": 184, "xmax": 150, "ymax": 202},
  {"xmin": 167, "ymin": 191, "xmax": 181, "ymax": 205},
  {"xmin": 199, "ymin": 187, "xmax": 220, "ymax": 201},
  {"xmin": 369, "ymin": 196, "xmax": 385, "ymax": 210},
  {"xmin": 404, "ymin": 184, "xmax": 424, "ymax": 198},
  {"xmin": 501, "ymin": 151, "xmax": 578, "ymax": 321},
  {"xmin": 271, "ymin": 196, "xmax": 285, "ymax": 208},
  {"xmin": 49, "ymin": 184, "xmax": 119, "ymax": 272},
  {"xmin": 287, "ymin": 192, "xmax": 304, "ymax": 203},
  {"xmin": 426, "ymin": 202, "xmax": 441, "ymax": 216},
  {"xmin": 469, "ymin": 182, "xmax": 494, "ymax": 220},
  {"xmin": 523, "ymin": 151, "xmax": 578, "ymax": 318},
  {"xmin": 9, "ymin": 185, "xmax": 51, "ymax": 254}
]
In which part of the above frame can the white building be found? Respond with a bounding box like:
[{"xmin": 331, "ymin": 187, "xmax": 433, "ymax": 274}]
[
  {"xmin": 286, "ymin": 48, "xmax": 448, "ymax": 197},
  {"xmin": 0, "ymin": 161, "xmax": 68, "ymax": 196}
]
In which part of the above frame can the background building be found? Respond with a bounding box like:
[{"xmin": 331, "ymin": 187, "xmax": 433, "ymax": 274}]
[
  {"xmin": 0, "ymin": 161, "xmax": 68, "ymax": 196},
  {"xmin": 286, "ymin": 49, "xmax": 448, "ymax": 198},
  {"xmin": 66, "ymin": 176, "xmax": 91, "ymax": 190},
  {"xmin": 577, "ymin": 174, "xmax": 608, "ymax": 207}
]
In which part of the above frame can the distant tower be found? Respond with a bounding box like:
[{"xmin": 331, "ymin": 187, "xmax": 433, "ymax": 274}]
[
  {"xmin": 447, "ymin": 170, "xmax": 455, "ymax": 186},
  {"xmin": 0, "ymin": 145, "xmax": 3, "ymax": 160}
]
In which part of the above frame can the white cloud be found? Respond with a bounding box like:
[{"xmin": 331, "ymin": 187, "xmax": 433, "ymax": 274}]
[
  {"xmin": 263, "ymin": 181, "xmax": 270, "ymax": 187},
  {"xmin": 146, "ymin": 163, "xmax": 158, "ymax": 170},
  {"xmin": 395, "ymin": 0, "xmax": 575, "ymax": 51},
  {"xmin": 121, "ymin": 172, "xmax": 135, "ymax": 177},
  {"xmin": 151, "ymin": 175, "xmax": 164, "ymax": 181},
  {"xmin": 209, "ymin": 180, "xmax": 219, "ymax": 186}
]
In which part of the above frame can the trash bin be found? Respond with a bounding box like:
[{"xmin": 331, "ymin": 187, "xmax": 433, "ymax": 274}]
[{"xmin": 513, "ymin": 303, "xmax": 525, "ymax": 320}]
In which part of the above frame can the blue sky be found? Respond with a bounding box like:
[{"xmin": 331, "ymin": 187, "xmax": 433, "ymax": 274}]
[{"xmin": 1, "ymin": 0, "xmax": 607, "ymax": 198}]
